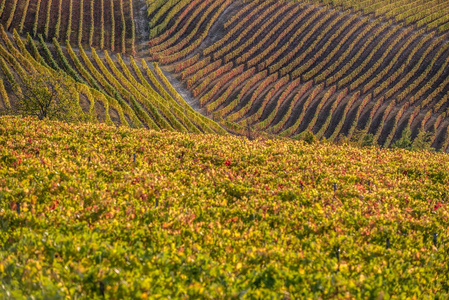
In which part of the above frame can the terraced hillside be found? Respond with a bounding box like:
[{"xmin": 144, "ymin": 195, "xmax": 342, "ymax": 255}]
[{"xmin": 147, "ymin": 0, "xmax": 449, "ymax": 151}]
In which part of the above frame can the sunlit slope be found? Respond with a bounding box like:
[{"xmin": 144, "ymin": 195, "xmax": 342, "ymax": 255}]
[
  {"xmin": 1, "ymin": 116, "xmax": 448, "ymax": 298},
  {"xmin": 0, "ymin": 26, "xmax": 225, "ymax": 134},
  {"xmin": 147, "ymin": 0, "xmax": 449, "ymax": 151},
  {"xmin": 308, "ymin": 0, "xmax": 449, "ymax": 32}
]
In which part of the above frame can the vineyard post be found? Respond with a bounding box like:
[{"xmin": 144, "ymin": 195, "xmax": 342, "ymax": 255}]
[
  {"xmin": 155, "ymin": 198, "xmax": 159, "ymax": 208},
  {"xmin": 16, "ymin": 202, "xmax": 21, "ymax": 215},
  {"xmin": 433, "ymin": 233, "xmax": 438, "ymax": 248},
  {"xmin": 335, "ymin": 247, "xmax": 340, "ymax": 272},
  {"xmin": 386, "ymin": 238, "xmax": 390, "ymax": 249},
  {"xmin": 333, "ymin": 183, "xmax": 337, "ymax": 192},
  {"xmin": 99, "ymin": 281, "xmax": 105, "ymax": 297},
  {"xmin": 247, "ymin": 122, "xmax": 252, "ymax": 140},
  {"xmin": 133, "ymin": 153, "xmax": 136, "ymax": 163}
]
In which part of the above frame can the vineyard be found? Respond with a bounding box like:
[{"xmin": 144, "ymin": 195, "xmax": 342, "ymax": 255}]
[
  {"xmin": 1, "ymin": 0, "xmax": 449, "ymax": 149},
  {"xmin": 0, "ymin": 0, "xmax": 137, "ymax": 54},
  {"xmin": 1, "ymin": 116, "xmax": 449, "ymax": 298},
  {"xmin": 147, "ymin": 0, "xmax": 449, "ymax": 151},
  {"xmin": 0, "ymin": 26, "xmax": 225, "ymax": 134},
  {"xmin": 1, "ymin": 0, "xmax": 449, "ymax": 297}
]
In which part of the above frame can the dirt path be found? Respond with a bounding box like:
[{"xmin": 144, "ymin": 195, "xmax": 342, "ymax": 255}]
[
  {"xmin": 160, "ymin": 66, "xmax": 209, "ymax": 116},
  {"xmin": 133, "ymin": 0, "xmax": 150, "ymax": 56},
  {"xmin": 126, "ymin": 0, "xmax": 241, "ymax": 119}
]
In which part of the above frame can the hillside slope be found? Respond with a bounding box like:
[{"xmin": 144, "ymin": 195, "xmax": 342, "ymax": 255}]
[
  {"xmin": 147, "ymin": 0, "xmax": 449, "ymax": 151},
  {"xmin": 0, "ymin": 0, "xmax": 229, "ymax": 135},
  {"xmin": 1, "ymin": 116, "xmax": 448, "ymax": 298},
  {"xmin": 0, "ymin": 26, "xmax": 226, "ymax": 134},
  {"xmin": 0, "ymin": 0, "xmax": 136, "ymax": 54},
  {"xmin": 3, "ymin": 0, "xmax": 449, "ymax": 150}
]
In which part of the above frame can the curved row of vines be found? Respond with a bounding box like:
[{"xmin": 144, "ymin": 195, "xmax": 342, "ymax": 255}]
[
  {"xmin": 147, "ymin": 0, "xmax": 449, "ymax": 151},
  {"xmin": 0, "ymin": 0, "xmax": 136, "ymax": 54},
  {"xmin": 0, "ymin": 25, "xmax": 225, "ymax": 134}
]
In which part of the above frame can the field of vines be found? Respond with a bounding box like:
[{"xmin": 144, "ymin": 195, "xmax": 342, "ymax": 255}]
[
  {"xmin": 1, "ymin": 0, "xmax": 449, "ymax": 297},
  {"xmin": 309, "ymin": 0, "xmax": 449, "ymax": 32},
  {"xmin": 0, "ymin": 25, "xmax": 225, "ymax": 134},
  {"xmin": 147, "ymin": 0, "xmax": 449, "ymax": 151},
  {"xmin": 1, "ymin": 116, "xmax": 449, "ymax": 298},
  {"xmin": 0, "ymin": 0, "xmax": 136, "ymax": 54}
]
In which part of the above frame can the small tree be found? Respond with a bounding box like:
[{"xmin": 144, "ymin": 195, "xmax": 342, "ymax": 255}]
[
  {"xmin": 411, "ymin": 129, "xmax": 434, "ymax": 151},
  {"xmin": 296, "ymin": 130, "xmax": 317, "ymax": 144},
  {"xmin": 361, "ymin": 133, "xmax": 375, "ymax": 147},
  {"xmin": 350, "ymin": 129, "xmax": 377, "ymax": 147},
  {"xmin": 7, "ymin": 71, "xmax": 85, "ymax": 122},
  {"xmin": 392, "ymin": 128, "xmax": 412, "ymax": 150}
]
